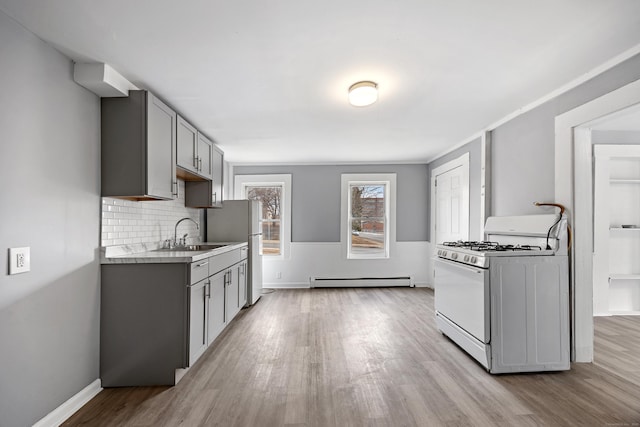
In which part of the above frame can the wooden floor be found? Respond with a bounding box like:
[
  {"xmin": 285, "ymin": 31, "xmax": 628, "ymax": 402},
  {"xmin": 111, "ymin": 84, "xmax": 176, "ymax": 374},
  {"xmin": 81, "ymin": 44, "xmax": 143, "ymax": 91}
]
[
  {"xmin": 64, "ymin": 288, "xmax": 640, "ymax": 426},
  {"xmin": 594, "ymin": 315, "xmax": 640, "ymax": 386}
]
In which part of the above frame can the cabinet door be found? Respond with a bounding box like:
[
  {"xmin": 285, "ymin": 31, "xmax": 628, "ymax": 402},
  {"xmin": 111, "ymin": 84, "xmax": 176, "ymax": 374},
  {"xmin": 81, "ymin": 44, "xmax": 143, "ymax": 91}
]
[
  {"xmin": 146, "ymin": 93, "xmax": 177, "ymax": 199},
  {"xmin": 211, "ymin": 145, "xmax": 224, "ymax": 207},
  {"xmin": 227, "ymin": 265, "xmax": 240, "ymax": 320},
  {"xmin": 208, "ymin": 270, "xmax": 227, "ymax": 345},
  {"xmin": 177, "ymin": 116, "xmax": 199, "ymax": 175},
  {"xmin": 238, "ymin": 261, "xmax": 247, "ymax": 308},
  {"xmin": 197, "ymin": 133, "xmax": 213, "ymax": 180},
  {"xmin": 188, "ymin": 279, "xmax": 208, "ymax": 366}
]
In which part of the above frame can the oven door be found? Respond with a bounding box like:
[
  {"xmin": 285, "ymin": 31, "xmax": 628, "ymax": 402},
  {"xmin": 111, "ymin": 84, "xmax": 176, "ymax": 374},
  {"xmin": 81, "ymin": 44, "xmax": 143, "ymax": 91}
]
[{"xmin": 434, "ymin": 257, "xmax": 490, "ymax": 343}]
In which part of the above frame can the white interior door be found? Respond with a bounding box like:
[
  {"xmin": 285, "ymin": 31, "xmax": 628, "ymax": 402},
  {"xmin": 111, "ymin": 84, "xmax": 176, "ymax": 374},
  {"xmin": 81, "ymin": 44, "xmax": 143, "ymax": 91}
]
[{"xmin": 431, "ymin": 154, "xmax": 470, "ymax": 245}]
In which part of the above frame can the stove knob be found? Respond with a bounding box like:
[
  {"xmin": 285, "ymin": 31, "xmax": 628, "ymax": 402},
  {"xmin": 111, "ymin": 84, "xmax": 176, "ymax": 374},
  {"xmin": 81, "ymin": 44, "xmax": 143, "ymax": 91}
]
[
  {"xmin": 464, "ymin": 255, "xmax": 470, "ymax": 262},
  {"xmin": 442, "ymin": 251, "xmax": 447, "ymax": 257},
  {"xmin": 451, "ymin": 253, "xmax": 458, "ymax": 260},
  {"xmin": 438, "ymin": 250, "xmax": 442, "ymax": 256},
  {"xmin": 471, "ymin": 256, "xmax": 477, "ymax": 264}
]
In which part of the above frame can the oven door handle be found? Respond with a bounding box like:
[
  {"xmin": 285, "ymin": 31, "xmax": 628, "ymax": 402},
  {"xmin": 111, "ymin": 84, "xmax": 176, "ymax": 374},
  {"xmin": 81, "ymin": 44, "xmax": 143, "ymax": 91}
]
[{"xmin": 435, "ymin": 257, "xmax": 485, "ymax": 274}]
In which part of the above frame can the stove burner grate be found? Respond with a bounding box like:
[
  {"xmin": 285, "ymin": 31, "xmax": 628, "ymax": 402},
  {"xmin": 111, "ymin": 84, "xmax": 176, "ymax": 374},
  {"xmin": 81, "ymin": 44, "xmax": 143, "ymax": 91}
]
[
  {"xmin": 442, "ymin": 240, "xmax": 496, "ymax": 248},
  {"xmin": 441, "ymin": 241, "xmax": 542, "ymax": 252}
]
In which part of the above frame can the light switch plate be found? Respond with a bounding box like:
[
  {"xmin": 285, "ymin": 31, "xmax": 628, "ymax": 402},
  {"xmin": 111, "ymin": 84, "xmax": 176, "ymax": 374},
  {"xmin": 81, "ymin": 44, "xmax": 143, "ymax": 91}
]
[{"xmin": 9, "ymin": 247, "xmax": 30, "ymax": 275}]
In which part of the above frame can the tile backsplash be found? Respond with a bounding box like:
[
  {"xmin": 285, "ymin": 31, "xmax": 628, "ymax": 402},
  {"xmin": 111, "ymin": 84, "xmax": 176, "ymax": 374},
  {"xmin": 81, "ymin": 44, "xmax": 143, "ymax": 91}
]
[{"xmin": 101, "ymin": 180, "xmax": 202, "ymax": 247}]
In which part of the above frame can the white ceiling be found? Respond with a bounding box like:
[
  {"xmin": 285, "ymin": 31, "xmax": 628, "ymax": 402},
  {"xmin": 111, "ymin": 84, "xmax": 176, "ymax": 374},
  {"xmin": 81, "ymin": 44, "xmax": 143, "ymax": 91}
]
[{"xmin": 2, "ymin": 1, "xmax": 640, "ymax": 164}]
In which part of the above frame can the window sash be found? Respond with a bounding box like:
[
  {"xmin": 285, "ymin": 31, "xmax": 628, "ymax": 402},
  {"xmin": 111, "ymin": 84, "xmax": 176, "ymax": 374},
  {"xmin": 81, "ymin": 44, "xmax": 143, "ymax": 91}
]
[
  {"xmin": 347, "ymin": 182, "xmax": 389, "ymax": 259},
  {"xmin": 245, "ymin": 185, "xmax": 283, "ymax": 256},
  {"xmin": 234, "ymin": 174, "xmax": 292, "ymax": 260}
]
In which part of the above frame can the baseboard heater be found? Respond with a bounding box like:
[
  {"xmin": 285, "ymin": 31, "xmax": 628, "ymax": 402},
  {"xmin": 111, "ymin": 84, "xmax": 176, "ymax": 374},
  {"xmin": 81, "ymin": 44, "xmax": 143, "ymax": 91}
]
[{"xmin": 310, "ymin": 276, "xmax": 411, "ymax": 288}]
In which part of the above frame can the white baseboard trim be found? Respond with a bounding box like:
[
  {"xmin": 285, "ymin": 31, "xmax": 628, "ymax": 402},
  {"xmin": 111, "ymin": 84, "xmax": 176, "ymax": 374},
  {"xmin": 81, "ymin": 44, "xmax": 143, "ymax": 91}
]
[
  {"xmin": 33, "ymin": 379, "xmax": 102, "ymax": 427},
  {"xmin": 263, "ymin": 282, "xmax": 310, "ymax": 289},
  {"xmin": 414, "ymin": 281, "xmax": 433, "ymax": 288},
  {"xmin": 264, "ymin": 281, "xmax": 434, "ymax": 289},
  {"xmin": 311, "ymin": 277, "xmax": 411, "ymax": 288}
]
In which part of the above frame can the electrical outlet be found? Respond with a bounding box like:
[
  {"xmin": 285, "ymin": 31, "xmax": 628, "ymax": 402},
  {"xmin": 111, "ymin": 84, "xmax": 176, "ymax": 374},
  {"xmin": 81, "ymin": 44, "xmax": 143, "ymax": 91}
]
[
  {"xmin": 9, "ymin": 247, "xmax": 30, "ymax": 275},
  {"xmin": 275, "ymin": 272, "xmax": 282, "ymax": 279}
]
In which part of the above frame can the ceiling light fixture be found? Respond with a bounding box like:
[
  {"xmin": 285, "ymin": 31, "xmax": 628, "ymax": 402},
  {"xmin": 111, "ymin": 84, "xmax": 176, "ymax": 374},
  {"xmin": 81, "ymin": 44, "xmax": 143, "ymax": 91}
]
[{"xmin": 348, "ymin": 81, "xmax": 378, "ymax": 107}]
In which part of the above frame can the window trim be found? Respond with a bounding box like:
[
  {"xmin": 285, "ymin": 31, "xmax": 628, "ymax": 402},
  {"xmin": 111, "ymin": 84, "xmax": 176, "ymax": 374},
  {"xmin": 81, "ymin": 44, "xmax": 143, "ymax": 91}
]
[
  {"xmin": 234, "ymin": 174, "xmax": 292, "ymax": 260},
  {"xmin": 341, "ymin": 173, "xmax": 396, "ymax": 260}
]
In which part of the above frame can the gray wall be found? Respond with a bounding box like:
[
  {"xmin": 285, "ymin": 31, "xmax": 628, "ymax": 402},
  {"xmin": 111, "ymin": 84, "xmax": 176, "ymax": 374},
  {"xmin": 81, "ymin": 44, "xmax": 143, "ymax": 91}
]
[
  {"xmin": 426, "ymin": 137, "xmax": 482, "ymax": 241},
  {"xmin": 592, "ymin": 130, "xmax": 640, "ymax": 144},
  {"xmin": 426, "ymin": 53, "xmax": 640, "ymax": 225},
  {"xmin": 0, "ymin": 10, "xmax": 101, "ymax": 427},
  {"xmin": 491, "ymin": 54, "xmax": 640, "ymax": 216},
  {"xmin": 233, "ymin": 164, "xmax": 429, "ymax": 242}
]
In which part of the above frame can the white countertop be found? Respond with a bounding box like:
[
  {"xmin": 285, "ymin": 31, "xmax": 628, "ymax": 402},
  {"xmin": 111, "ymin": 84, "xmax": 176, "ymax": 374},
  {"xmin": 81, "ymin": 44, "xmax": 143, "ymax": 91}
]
[{"xmin": 100, "ymin": 241, "xmax": 248, "ymax": 264}]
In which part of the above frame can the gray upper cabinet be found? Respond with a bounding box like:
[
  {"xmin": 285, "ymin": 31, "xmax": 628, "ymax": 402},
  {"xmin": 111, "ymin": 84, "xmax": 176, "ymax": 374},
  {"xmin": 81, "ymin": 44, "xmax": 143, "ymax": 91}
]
[
  {"xmin": 101, "ymin": 90, "xmax": 177, "ymax": 200},
  {"xmin": 212, "ymin": 144, "xmax": 224, "ymax": 206},
  {"xmin": 176, "ymin": 117, "xmax": 214, "ymax": 181},
  {"xmin": 176, "ymin": 116, "xmax": 199, "ymax": 176},
  {"xmin": 185, "ymin": 143, "xmax": 224, "ymax": 208},
  {"xmin": 197, "ymin": 133, "xmax": 213, "ymax": 180}
]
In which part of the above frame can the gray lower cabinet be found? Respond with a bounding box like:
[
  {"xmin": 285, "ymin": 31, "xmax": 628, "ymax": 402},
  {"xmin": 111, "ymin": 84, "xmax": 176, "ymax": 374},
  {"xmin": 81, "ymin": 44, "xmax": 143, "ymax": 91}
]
[
  {"xmin": 238, "ymin": 260, "xmax": 247, "ymax": 309},
  {"xmin": 101, "ymin": 263, "xmax": 188, "ymax": 387},
  {"xmin": 188, "ymin": 278, "xmax": 208, "ymax": 366},
  {"xmin": 101, "ymin": 247, "xmax": 248, "ymax": 387},
  {"xmin": 227, "ymin": 260, "xmax": 247, "ymax": 320},
  {"xmin": 226, "ymin": 266, "xmax": 240, "ymax": 321},
  {"xmin": 207, "ymin": 269, "xmax": 227, "ymax": 344},
  {"xmin": 101, "ymin": 90, "xmax": 177, "ymax": 200},
  {"xmin": 206, "ymin": 258, "xmax": 247, "ymax": 344}
]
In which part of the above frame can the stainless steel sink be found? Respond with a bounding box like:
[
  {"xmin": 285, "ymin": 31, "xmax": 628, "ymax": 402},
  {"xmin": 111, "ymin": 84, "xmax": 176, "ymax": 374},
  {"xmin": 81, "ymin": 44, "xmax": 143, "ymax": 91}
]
[{"xmin": 155, "ymin": 244, "xmax": 228, "ymax": 252}]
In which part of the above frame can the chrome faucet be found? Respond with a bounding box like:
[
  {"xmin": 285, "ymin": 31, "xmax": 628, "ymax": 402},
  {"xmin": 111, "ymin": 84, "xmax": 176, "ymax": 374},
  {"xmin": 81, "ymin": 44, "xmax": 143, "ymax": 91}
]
[{"xmin": 174, "ymin": 217, "xmax": 200, "ymax": 248}]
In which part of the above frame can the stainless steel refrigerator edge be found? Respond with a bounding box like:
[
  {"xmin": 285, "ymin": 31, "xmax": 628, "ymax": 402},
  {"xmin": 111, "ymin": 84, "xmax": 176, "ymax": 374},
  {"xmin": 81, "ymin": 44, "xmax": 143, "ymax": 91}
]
[{"xmin": 207, "ymin": 200, "xmax": 263, "ymax": 305}]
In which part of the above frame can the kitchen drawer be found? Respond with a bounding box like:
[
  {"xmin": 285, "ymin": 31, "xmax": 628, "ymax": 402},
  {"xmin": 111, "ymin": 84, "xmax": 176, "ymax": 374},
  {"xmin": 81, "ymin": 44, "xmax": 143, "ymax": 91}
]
[
  {"xmin": 208, "ymin": 248, "xmax": 243, "ymax": 275},
  {"xmin": 240, "ymin": 246, "xmax": 248, "ymax": 261},
  {"xmin": 190, "ymin": 259, "xmax": 210, "ymax": 284}
]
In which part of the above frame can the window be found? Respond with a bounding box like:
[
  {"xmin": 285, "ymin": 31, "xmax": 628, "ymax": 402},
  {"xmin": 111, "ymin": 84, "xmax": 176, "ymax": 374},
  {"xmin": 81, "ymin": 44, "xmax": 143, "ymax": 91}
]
[
  {"xmin": 341, "ymin": 174, "xmax": 396, "ymax": 259},
  {"xmin": 246, "ymin": 186, "xmax": 282, "ymax": 256},
  {"xmin": 234, "ymin": 174, "xmax": 291, "ymax": 259}
]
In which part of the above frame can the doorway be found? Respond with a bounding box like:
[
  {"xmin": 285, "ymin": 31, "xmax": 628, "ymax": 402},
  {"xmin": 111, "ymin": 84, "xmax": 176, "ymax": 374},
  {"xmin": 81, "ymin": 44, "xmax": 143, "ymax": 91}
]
[
  {"xmin": 555, "ymin": 77, "xmax": 640, "ymax": 362},
  {"xmin": 586, "ymin": 109, "xmax": 640, "ymax": 382},
  {"xmin": 430, "ymin": 153, "xmax": 470, "ymax": 245}
]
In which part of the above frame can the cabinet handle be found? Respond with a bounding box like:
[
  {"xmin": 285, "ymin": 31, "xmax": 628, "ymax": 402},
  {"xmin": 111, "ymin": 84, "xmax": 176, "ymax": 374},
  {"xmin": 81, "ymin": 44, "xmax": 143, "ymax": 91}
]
[
  {"xmin": 195, "ymin": 261, "xmax": 209, "ymax": 268},
  {"xmin": 193, "ymin": 155, "xmax": 198, "ymax": 169},
  {"xmin": 205, "ymin": 281, "xmax": 210, "ymax": 298},
  {"xmin": 199, "ymin": 157, "xmax": 202, "ymax": 171},
  {"xmin": 212, "ymin": 192, "xmax": 217, "ymax": 205},
  {"xmin": 172, "ymin": 180, "xmax": 179, "ymax": 197}
]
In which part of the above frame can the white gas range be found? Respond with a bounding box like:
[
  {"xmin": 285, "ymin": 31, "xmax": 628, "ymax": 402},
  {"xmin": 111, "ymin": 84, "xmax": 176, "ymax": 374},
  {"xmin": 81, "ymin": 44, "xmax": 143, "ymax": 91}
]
[{"xmin": 434, "ymin": 214, "xmax": 570, "ymax": 374}]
